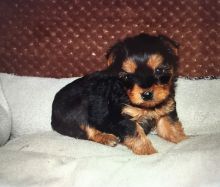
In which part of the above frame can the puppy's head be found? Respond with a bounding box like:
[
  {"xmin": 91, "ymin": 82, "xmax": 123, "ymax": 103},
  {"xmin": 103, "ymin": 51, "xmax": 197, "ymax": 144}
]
[{"xmin": 106, "ymin": 33, "xmax": 179, "ymax": 108}]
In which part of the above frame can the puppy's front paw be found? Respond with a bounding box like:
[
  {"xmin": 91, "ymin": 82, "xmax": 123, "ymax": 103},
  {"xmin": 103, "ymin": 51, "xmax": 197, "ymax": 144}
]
[
  {"xmin": 123, "ymin": 136, "xmax": 157, "ymax": 155},
  {"xmin": 167, "ymin": 124, "xmax": 188, "ymax": 143},
  {"xmin": 134, "ymin": 142, "xmax": 158, "ymax": 155},
  {"xmin": 157, "ymin": 117, "xmax": 187, "ymax": 143}
]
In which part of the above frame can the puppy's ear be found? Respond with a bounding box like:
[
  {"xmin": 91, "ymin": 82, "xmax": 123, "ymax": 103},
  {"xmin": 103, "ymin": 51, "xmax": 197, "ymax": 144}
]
[
  {"xmin": 106, "ymin": 41, "xmax": 127, "ymax": 66},
  {"xmin": 158, "ymin": 35, "xmax": 180, "ymax": 56}
]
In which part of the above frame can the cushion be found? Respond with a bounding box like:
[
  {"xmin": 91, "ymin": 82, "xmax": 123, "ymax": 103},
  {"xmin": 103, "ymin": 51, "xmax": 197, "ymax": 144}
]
[
  {"xmin": 0, "ymin": 78, "xmax": 11, "ymax": 146},
  {"xmin": 0, "ymin": 73, "xmax": 220, "ymax": 138},
  {"xmin": 0, "ymin": 73, "xmax": 78, "ymax": 138}
]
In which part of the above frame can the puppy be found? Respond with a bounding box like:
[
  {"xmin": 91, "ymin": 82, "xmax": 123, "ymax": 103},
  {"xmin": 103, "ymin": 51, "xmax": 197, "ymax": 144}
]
[{"xmin": 51, "ymin": 33, "xmax": 187, "ymax": 155}]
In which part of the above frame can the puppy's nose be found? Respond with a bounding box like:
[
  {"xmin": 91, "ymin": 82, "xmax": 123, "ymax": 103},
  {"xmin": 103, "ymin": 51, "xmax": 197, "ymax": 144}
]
[{"xmin": 141, "ymin": 91, "xmax": 153, "ymax": 101}]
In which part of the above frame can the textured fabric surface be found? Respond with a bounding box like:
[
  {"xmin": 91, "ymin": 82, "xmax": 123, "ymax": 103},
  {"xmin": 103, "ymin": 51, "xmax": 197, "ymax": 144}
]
[
  {"xmin": 0, "ymin": 73, "xmax": 77, "ymax": 138},
  {"xmin": 0, "ymin": 0, "xmax": 219, "ymax": 78},
  {"xmin": 0, "ymin": 73, "xmax": 220, "ymax": 138},
  {"xmin": 0, "ymin": 131, "xmax": 220, "ymax": 187},
  {"xmin": 0, "ymin": 79, "xmax": 11, "ymax": 146}
]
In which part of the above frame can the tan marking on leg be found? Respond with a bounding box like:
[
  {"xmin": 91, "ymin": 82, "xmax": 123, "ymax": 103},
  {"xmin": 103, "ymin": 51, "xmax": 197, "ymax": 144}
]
[
  {"xmin": 156, "ymin": 116, "xmax": 187, "ymax": 143},
  {"xmin": 123, "ymin": 124, "xmax": 157, "ymax": 155},
  {"xmin": 83, "ymin": 126, "xmax": 119, "ymax": 147}
]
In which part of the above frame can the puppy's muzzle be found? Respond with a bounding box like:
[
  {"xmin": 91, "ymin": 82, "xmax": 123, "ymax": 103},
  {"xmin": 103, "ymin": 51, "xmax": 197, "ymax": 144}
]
[{"xmin": 141, "ymin": 91, "xmax": 153, "ymax": 101}]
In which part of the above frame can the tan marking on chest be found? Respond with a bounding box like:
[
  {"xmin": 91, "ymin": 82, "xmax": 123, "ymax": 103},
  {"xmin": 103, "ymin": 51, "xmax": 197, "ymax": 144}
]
[{"xmin": 122, "ymin": 98, "xmax": 175, "ymax": 121}]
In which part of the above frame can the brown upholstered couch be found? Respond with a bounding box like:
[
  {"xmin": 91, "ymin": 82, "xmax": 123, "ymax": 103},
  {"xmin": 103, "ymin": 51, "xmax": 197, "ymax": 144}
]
[{"xmin": 0, "ymin": 0, "xmax": 219, "ymax": 78}]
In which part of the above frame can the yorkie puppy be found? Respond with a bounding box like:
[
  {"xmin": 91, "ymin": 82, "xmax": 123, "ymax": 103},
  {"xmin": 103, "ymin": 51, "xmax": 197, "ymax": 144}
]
[{"xmin": 51, "ymin": 33, "xmax": 187, "ymax": 155}]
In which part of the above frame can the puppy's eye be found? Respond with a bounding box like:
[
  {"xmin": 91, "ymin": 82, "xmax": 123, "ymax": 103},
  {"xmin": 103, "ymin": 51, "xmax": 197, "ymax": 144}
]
[
  {"xmin": 123, "ymin": 73, "xmax": 129, "ymax": 80},
  {"xmin": 119, "ymin": 72, "xmax": 129, "ymax": 80},
  {"xmin": 155, "ymin": 66, "xmax": 170, "ymax": 74},
  {"xmin": 155, "ymin": 68, "xmax": 162, "ymax": 74},
  {"xmin": 155, "ymin": 68, "xmax": 160, "ymax": 73}
]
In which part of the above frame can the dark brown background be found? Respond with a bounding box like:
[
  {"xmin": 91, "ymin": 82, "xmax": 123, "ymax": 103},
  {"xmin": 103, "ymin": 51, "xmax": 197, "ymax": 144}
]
[{"xmin": 0, "ymin": 0, "xmax": 219, "ymax": 78}]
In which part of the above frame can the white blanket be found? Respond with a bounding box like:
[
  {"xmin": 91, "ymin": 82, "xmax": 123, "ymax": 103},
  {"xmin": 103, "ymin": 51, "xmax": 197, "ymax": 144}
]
[
  {"xmin": 0, "ymin": 132, "xmax": 220, "ymax": 187},
  {"xmin": 0, "ymin": 73, "xmax": 220, "ymax": 187}
]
